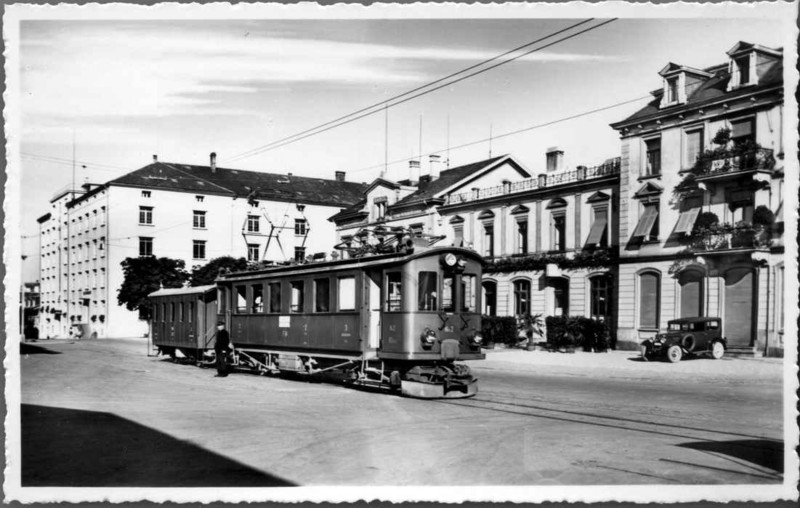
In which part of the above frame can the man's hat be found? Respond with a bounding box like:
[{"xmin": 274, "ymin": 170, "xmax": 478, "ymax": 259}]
[{"xmin": 217, "ymin": 321, "xmax": 225, "ymax": 326}]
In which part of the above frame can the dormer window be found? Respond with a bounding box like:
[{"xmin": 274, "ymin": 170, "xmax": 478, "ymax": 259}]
[
  {"xmin": 666, "ymin": 77, "xmax": 679, "ymax": 104},
  {"xmin": 736, "ymin": 55, "xmax": 751, "ymax": 85}
]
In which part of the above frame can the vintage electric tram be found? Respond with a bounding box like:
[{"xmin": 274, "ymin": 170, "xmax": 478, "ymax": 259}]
[{"xmin": 149, "ymin": 238, "xmax": 485, "ymax": 398}]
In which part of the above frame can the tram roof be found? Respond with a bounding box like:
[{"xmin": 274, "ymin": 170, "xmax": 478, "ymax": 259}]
[
  {"xmin": 217, "ymin": 246, "xmax": 484, "ymax": 282},
  {"xmin": 149, "ymin": 284, "xmax": 217, "ymax": 298}
]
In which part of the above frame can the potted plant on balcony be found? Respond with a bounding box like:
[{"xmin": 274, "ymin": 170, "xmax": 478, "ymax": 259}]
[{"xmin": 752, "ymin": 205, "xmax": 775, "ymax": 247}]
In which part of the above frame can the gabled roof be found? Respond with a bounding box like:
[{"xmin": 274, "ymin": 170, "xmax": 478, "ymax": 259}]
[
  {"xmin": 391, "ymin": 155, "xmax": 527, "ymax": 209},
  {"xmin": 363, "ymin": 178, "xmax": 403, "ymax": 194},
  {"xmin": 612, "ymin": 44, "xmax": 783, "ymax": 129},
  {"xmin": 72, "ymin": 161, "xmax": 367, "ymax": 209},
  {"xmin": 727, "ymin": 41, "xmax": 782, "ymax": 58},
  {"xmin": 659, "ymin": 62, "xmax": 713, "ymax": 78}
]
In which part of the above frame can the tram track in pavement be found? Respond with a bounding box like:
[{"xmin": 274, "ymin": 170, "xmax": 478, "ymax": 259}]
[{"xmin": 432, "ymin": 391, "xmax": 784, "ymax": 482}]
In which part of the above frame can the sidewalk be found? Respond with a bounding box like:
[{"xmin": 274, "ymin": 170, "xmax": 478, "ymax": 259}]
[{"xmin": 472, "ymin": 347, "xmax": 786, "ymax": 383}]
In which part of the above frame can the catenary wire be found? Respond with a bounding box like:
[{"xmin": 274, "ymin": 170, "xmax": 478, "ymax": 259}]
[{"xmin": 225, "ymin": 19, "xmax": 616, "ymax": 162}]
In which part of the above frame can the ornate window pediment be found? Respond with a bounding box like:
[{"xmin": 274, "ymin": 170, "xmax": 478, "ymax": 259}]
[
  {"xmin": 586, "ymin": 191, "xmax": 611, "ymax": 203},
  {"xmin": 633, "ymin": 182, "xmax": 663, "ymax": 204},
  {"xmin": 546, "ymin": 198, "xmax": 567, "ymax": 210},
  {"xmin": 510, "ymin": 204, "xmax": 530, "ymax": 215}
]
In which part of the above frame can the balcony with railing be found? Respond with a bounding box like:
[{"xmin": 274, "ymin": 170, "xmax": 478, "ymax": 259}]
[
  {"xmin": 686, "ymin": 224, "xmax": 771, "ymax": 254},
  {"xmin": 692, "ymin": 148, "xmax": 775, "ymax": 181},
  {"xmin": 444, "ymin": 158, "xmax": 620, "ymax": 206}
]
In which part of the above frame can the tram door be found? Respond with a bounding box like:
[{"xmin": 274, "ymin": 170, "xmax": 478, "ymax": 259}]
[{"xmin": 366, "ymin": 271, "xmax": 381, "ymax": 349}]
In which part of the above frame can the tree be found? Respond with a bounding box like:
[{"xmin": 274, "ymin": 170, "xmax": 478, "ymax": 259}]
[
  {"xmin": 190, "ymin": 256, "xmax": 248, "ymax": 286},
  {"xmin": 118, "ymin": 257, "xmax": 189, "ymax": 320}
]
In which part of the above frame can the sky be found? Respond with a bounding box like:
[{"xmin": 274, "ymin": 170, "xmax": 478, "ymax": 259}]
[{"xmin": 14, "ymin": 13, "xmax": 790, "ymax": 280}]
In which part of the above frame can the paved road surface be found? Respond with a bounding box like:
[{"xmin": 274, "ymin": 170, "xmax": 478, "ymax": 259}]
[{"xmin": 18, "ymin": 339, "xmax": 784, "ymax": 487}]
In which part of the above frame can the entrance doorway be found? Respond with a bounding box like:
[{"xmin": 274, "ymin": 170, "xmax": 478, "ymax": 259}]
[{"xmin": 724, "ymin": 268, "xmax": 754, "ymax": 347}]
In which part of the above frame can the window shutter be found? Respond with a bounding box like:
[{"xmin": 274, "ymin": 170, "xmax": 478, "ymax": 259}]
[
  {"xmin": 585, "ymin": 211, "xmax": 608, "ymax": 246},
  {"xmin": 639, "ymin": 273, "xmax": 659, "ymax": 328},
  {"xmin": 674, "ymin": 207, "xmax": 701, "ymax": 234},
  {"xmin": 632, "ymin": 206, "xmax": 659, "ymax": 238}
]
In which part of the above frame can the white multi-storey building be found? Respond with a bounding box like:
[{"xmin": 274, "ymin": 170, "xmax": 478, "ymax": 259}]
[{"xmin": 37, "ymin": 154, "xmax": 365, "ymax": 339}]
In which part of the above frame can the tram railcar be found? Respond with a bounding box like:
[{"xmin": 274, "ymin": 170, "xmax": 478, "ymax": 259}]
[
  {"xmin": 150, "ymin": 244, "xmax": 485, "ymax": 398},
  {"xmin": 150, "ymin": 284, "xmax": 218, "ymax": 360}
]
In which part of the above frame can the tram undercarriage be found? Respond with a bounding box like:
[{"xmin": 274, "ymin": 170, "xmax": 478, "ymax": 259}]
[{"xmin": 158, "ymin": 346, "xmax": 478, "ymax": 399}]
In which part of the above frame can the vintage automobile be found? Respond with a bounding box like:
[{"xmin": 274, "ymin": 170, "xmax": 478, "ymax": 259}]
[{"xmin": 641, "ymin": 317, "xmax": 726, "ymax": 363}]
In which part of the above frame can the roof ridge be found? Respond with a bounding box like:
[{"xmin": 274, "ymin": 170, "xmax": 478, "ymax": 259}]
[{"xmin": 159, "ymin": 163, "xmax": 236, "ymax": 194}]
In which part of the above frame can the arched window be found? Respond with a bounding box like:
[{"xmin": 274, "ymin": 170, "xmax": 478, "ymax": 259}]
[
  {"xmin": 679, "ymin": 269, "xmax": 704, "ymax": 318},
  {"xmin": 482, "ymin": 280, "xmax": 497, "ymax": 316},
  {"xmin": 639, "ymin": 271, "xmax": 660, "ymax": 329},
  {"xmin": 513, "ymin": 279, "xmax": 531, "ymax": 316}
]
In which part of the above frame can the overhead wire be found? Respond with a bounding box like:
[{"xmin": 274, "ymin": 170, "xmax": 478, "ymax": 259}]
[{"xmin": 224, "ymin": 18, "xmax": 616, "ymax": 162}]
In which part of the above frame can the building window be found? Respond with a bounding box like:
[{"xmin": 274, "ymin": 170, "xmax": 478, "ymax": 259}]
[
  {"xmin": 644, "ymin": 137, "xmax": 661, "ymax": 176},
  {"xmin": 589, "ymin": 275, "xmax": 611, "ymax": 321},
  {"xmin": 386, "ymin": 272, "xmax": 402, "ymax": 311},
  {"xmin": 139, "ymin": 206, "xmax": 153, "ymax": 225},
  {"xmin": 736, "ymin": 55, "xmax": 751, "ymax": 85},
  {"xmin": 295, "ymin": 219, "xmax": 308, "ymax": 236},
  {"xmin": 251, "ymin": 284, "xmax": 264, "ymax": 313},
  {"xmin": 294, "ymin": 247, "xmax": 306, "ymax": 262},
  {"xmin": 141, "ymin": 190, "xmax": 151, "ymax": 198},
  {"xmin": 516, "ymin": 220, "xmax": 528, "ymax": 254},
  {"xmin": 666, "ymin": 76, "xmax": 679, "ymax": 103},
  {"xmin": 268, "ymin": 282, "xmax": 281, "ymax": 313},
  {"xmin": 290, "ymin": 281, "xmax": 304, "ymax": 313},
  {"xmin": 730, "ymin": 118, "xmax": 755, "ymax": 148},
  {"xmin": 246, "ymin": 215, "xmax": 260, "ymax": 233},
  {"xmin": 550, "ymin": 212, "xmax": 566, "ymax": 251},
  {"xmin": 513, "ymin": 280, "xmax": 531, "ymax": 316},
  {"xmin": 586, "ymin": 206, "xmax": 608, "ymax": 248},
  {"xmin": 193, "ymin": 240, "xmax": 206, "ymax": 260},
  {"xmin": 632, "ymin": 202, "xmax": 660, "ymax": 241},
  {"xmin": 193, "ymin": 211, "xmax": 206, "ymax": 229},
  {"xmin": 195, "ymin": 195, "xmax": 204, "ymax": 203},
  {"xmin": 685, "ymin": 129, "xmax": 704, "ymax": 169},
  {"xmin": 639, "ymin": 271, "xmax": 660, "ymax": 329},
  {"xmin": 247, "ymin": 244, "xmax": 259, "ymax": 262},
  {"xmin": 483, "ymin": 222, "xmax": 495, "ymax": 257},
  {"xmin": 138, "ymin": 237, "xmax": 153, "ymax": 257},
  {"xmin": 453, "ymin": 225, "xmax": 464, "ymax": 248},
  {"xmin": 314, "ymin": 278, "xmax": 330, "ymax": 312},
  {"xmin": 549, "ymin": 278, "xmax": 569, "ymax": 317},
  {"xmin": 373, "ymin": 199, "xmax": 387, "ymax": 221}
]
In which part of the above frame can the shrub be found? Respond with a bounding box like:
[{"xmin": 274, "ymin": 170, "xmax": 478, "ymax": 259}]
[
  {"xmin": 753, "ymin": 205, "xmax": 775, "ymax": 228},
  {"xmin": 481, "ymin": 316, "xmax": 518, "ymax": 346},
  {"xmin": 692, "ymin": 212, "xmax": 720, "ymax": 235},
  {"xmin": 546, "ymin": 315, "xmax": 609, "ymax": 351}
]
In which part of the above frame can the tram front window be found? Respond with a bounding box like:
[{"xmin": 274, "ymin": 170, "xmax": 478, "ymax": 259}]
[
  {"xmin": 386, "ymin": 272, "xmax": 402, "ymax": 311},
  {"xmin": 442, "ymin": 276, "xmax": 455, "ymax": 312},
  {"xmin": 418, "ymin": 272, "xmax": 438, "ymax": 311},
  {"xmin": 461, "ymin": 274, "xmax": 477, "ymax": 312}
]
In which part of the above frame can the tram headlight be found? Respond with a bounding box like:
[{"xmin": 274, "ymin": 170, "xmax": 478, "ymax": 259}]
[
  {"xmin": 443, "ymin": 253, "xmax": 457, "ymax": 267},
  {"xmin": 471, "ymin": 332, "xmax": 483, "ymax": 345},
  {"xmin": 421, "ymin": 327, "xmax": 437, "ymax": 346}
]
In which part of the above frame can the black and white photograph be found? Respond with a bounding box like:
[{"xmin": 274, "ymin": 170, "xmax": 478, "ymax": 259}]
[{"xmin": 4, "ymin": 1, "xmax": 798, "ymax": 504}]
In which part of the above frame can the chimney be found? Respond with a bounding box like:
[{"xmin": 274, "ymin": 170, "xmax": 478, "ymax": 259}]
[
  {"xmin": 408, "ymin": 160, "xmax": 420, "ymax": 185},
  {"xmin": 335, "ymin": 171, "xmax": 346, "ymax": 182},
  {"xmin": 210, "ymin": 152, "xmax": 217, "ymax": 173},
  {"xmin": 545, "ymin": 147, "xmax": 564, "ymax": 172},
  {"xmin": 152, "ymin": 154, "xmax": 158, "ymax": 162},
  {"xmin": 429, "ymin": 154, "xmax": 442, "ymax": 180}
]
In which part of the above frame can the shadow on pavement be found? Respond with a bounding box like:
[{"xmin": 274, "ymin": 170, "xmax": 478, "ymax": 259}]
[
  {"xmin": 677, "ymin": 439, "xmax": 784, "ymax": 473},
  {"xmin": 20, "ymin": 343, "xmax": 62, "ymax": 355},
  {"xmin": 22, "ymin": 404, "xmax": 295, "ymax": 487}
]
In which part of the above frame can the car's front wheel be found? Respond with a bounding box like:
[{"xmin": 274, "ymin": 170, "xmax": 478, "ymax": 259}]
[
  {"xmin": 710, "ymin": 341, "xmax": 725, "ymax": 360},
  {"xmin": 666, "ymin": 345, "xmax": 683, "ymax": 363}
]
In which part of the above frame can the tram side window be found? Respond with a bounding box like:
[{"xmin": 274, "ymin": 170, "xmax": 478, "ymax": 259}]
[
  {"xmin": 268, "ymin": 282, "xmax": 281, "ymax": 313},
  {"xmin": 338, "ymin": 276, "xmax": 356, "ymax": 311},
  {"xmin": 188, "ymin": 302, "xmax": 194, "ymax": 323},
  {"xmin": 235, "ymin": 286, "xmax": 247, "ymax": 313},
  {"xmin": 178, "ymin": 302, "xmax": 184, "ymax": 322},
  {"xmin": 161, "ymin": 303, "xmax": 166, "ymax": 322},
  {"xmin": 386, "ymin": 272, "xmax": 402, "ymax": 311},
  {"xmin": 418, "ymin": 272, "xmax": 438, "ymax": 311},
  {"xmin": 461, "ymin": 275, "xmax": 477, "ymax": 312},
  {"xmin": 291, "ymin": 281, "xmax": 305, "ymax": 313},
  {"xmin": 252, "ymin": 284, "xmax": 264, "ymax": 313},
  {"xmin": 442, "ymin": 275, "xmax": 455, "ymax": 312},
  {"xmin": 217, "ymin": 288, "xmax": 227, "ymax": 313},
  {"xmin": 170, "ymin": 302, "xmax": 175, "ymax": 321},
  {"xmin": 315, "ymin": 278, "xmax": 330, "ymax": 312}
]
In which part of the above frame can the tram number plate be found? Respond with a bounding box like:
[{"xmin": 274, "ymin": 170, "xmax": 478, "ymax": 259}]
[
  {"xmin": 444, "ymin": 325, "xmax": 454, "ymax": 333},
  {"xmin": 279, "ymin": 316, "xmax": 291, "ymax": 328}
]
